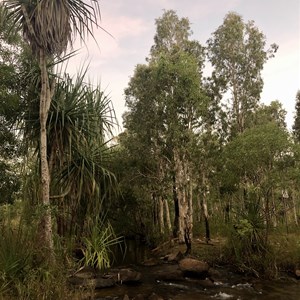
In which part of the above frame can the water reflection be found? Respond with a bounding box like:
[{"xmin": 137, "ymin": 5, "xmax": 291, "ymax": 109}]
[
  {"xmin": 102, "ymin": 240, "xmax": 300, "ymax": 300},
  {"xmin": 111, "ymin": 238, "xmax": 151, "ymax": 266}
]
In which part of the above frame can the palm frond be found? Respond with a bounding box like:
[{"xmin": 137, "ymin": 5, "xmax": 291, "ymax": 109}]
[{"xmin": 3, "ymin": 0, "xmax": 102, "ymax": 56}]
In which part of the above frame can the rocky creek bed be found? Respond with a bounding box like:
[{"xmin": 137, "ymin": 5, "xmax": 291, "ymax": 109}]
[{"xmin": 68, "ymin": 244, "xmax": 300, "ymax": 300}]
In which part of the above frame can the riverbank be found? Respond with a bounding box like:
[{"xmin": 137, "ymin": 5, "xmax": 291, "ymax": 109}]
[{"xmin": 69, "ymin": 236, "xmax": 300, "ymax": 300}]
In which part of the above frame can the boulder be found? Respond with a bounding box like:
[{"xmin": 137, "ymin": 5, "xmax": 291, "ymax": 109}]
[
  {"xmin": 148, "ymin": 292, "xmax": 164, "ymax": 300},
  {"xmin": 179, "ymin": 258, "xmax": 209, "ymax": 278},
  {"xmin": 73, "ymin": 266, "xmax": 95, "ymax": 279},
  {"xmin": 90, "ymin": 278, "xmax": 115, "ymax": 289},
  {"xmin": 295, "ymin": 269, "xmax": 300, "ymax": 279},
  {"xmin": 155, "ymin": 264, "xmax": 184, "ymax": 281},
  {"xmin": 106, "ymin": 268, "xmax": 142, "ymax": 283},
  {"xmin": 208, "ymin": 267, "xmax": 222, "ymax": 281},
  {"xmin": 132, "ymin": 294, "xmax": 145, "ymax": 300},
  {"xmin": 164, "ymin": 251, "xmax": 184, "ymax": 263},
  {"xmin": 142, "ymin": 257, "xmax": 160, "ymax": 266}
]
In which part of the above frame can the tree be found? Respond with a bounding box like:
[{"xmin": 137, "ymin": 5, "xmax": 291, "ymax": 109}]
[
  {"xmin": 223, "ymin": 122, "xmax": 292, "ymax": 239},
  {"xmin": 207, "ymin": 12, "xmax": 278, "ymax": 136},
  {"xmin": 4, "ymin": 0, "xmax": 101, "ymax": 256},
  {"xmin": 23, "ymin": 70, "xmax": 117, "ymax": 238},
  {"xmin": 124, "ymin": 11, "xmax": 208, "ymax": 252},
  {"xmin": 253, "ymin": 100, "xmax": 287, "ymax": 128},
  {"xmin": 293, "ymin": 91, "xmax": 300, "ymax": 141},
  {"xmin": 0, "ymin": 3, "xmax": 27, "ymax": 205}
]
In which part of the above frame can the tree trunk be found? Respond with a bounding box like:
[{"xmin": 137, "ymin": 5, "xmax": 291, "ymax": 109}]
[
  {"xmin": 174, "ymin": 150, "xmax": 192, "ymax": 251},
  {"xmin": 174, "ymin": 151, "xmax": 187, "ymax": 243},
  {"xmin": 39, "ymin": 49, "xmax": 54, "ymax": 258},
  {"xmin": 164, "ymin": 199, "xmax": 172, "ymax": 233},
  {"xmin": 172, "ymin": 174, "xmax": 179, "ymax": 238},
  {"xmin": 201, "ymin": 174, "xmax": 210, "ymax": 242},
  {"xmin": 291, "ymin": 191, "xmax": 299, "ymax": 226},
  {"xmin": 158, "ymin": 196, "xmax": 164, "ymax": 234},
  {"xmin": 202, "ymin": 198, "xmax": 210, "ymax": 242}
]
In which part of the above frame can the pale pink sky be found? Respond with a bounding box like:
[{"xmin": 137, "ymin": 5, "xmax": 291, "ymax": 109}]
[{"xmin": 67, "ymin": 0, "xmax": 300, "ymax": 132}]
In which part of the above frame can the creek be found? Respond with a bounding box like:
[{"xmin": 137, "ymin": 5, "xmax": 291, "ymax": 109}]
[{"xmin": 92, "ymin": 239, "xmax": 300, "ymax": 300}]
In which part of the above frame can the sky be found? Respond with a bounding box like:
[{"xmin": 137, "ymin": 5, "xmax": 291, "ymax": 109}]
[{"xmin": 67, "ymin": 0, "xmax": 300, "ymax": 133}]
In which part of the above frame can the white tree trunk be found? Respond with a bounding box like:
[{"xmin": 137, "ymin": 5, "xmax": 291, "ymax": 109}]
[
  {"xmin": 158, "ymin": 196, "xmax": 164, "ymax": 233},
  {"xmin": 164, "ymin": 199, "xmax": 172, "ymax": 232},
  {"xmin": 39, "ymin": 49, "xmax": 54, "ymax": 256}
]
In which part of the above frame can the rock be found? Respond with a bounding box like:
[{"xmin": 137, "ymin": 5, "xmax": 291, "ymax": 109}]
[
  {"xmin": 155, "ymin": 264, "xmax": 184, "ymax": 281},
  {"xmin": 148, "ymin": 292, "xmax": 164, "ymax": 300},
  {"xmin": 208, "ymin": 267, "xmax": 222, "ymax": 281},
  {"xmin": 106, "ymin": 268, "xmax": 142, "ymax": 283},
  {"xmin": 132, "ymin": 294, "xmax": 144, "ymax": 300},
  {"xmin": 90, "ymin": 278, "xmax": 115, "ymax": 289},
  {"xmin": 123, "ymin": 295, "xmax": 130, "ymax": 300},
  {"xmin": 73, "ymin": 266, "xmax": 95, "ymax": 279},
  {"xmin": 186, "ymin": 277, "xmax": 214, "ymax": 288},
  {"xmin": 67, "ymin": 276, "xmax": 115, "ymax": 288},
  {"xmin": 164, "ymin": 251, "xmax": 184, "ymax": 262},
  {"xmin": 142, "ymin": 257, "xmax": 160, "ymax": 266},
  {"xmin": 295, "ymin": 269, "xmax": 300, "ymax": 279},
  {"xmin": 179, "ymin": 258, "xmax": 209, "ymax": 278}
]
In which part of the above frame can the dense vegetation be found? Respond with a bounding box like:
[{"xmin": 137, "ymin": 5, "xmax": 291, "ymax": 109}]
[{"xmin": 0, "ymin": 3, "xmax": 299, "ymax": 299}]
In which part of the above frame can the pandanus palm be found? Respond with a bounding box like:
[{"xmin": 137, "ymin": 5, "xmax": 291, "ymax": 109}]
[
  {"xmin": 3, "ymin": 0, "xmax": 101, "ymax": 254},
  {"xmin": 48, "ymin": 72, "xmax": 117, "ymax": 237}
]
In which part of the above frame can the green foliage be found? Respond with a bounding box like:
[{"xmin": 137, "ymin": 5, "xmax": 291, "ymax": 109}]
[
  {"xmin": 272, "ymin": 231, "xmax": 300, "ymax": 272},
  {"xmin": 253, "ymin": 101, "xmax": 287, "ymax": 128},
  {"xmin": 293, "ymin": 90, "xmax": 300, "ymax": 141},
  {"xmin": 222, "ymin": 199, "xmax": 279, "ymax": 278},
  {"xmin": 0, "ymin": 161, "xmax": 21, "ymax": 204},
  {"xmin": 80, "ymin": 217, "xmax": 123, "ymax": 270},
  {"xmin": 0, "ymin": 220, "xmax": 33, "ymax": 293},
  {"xmin": 207, "ymin": 11, "xmax": 278, "ymax": 135},
  {"xmin": 22, "ymin": 68, "xmax": 118, "ymax": 237},
  {"xmin": 223, "ymin": 122, "xmax": 291, "ymax": 184}
]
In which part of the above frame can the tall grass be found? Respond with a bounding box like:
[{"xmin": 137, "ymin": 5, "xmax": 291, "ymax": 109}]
[
  {"xmin": 80, "ymin": 216, "xmax": 124, "ymax": 270},
  {"xmin": 0, "ymin": 204, "xmax": 73, "ymax": 299},
  {"xmin": 0, "ymin": 205, "xmax": 33, "ymax": 294}
]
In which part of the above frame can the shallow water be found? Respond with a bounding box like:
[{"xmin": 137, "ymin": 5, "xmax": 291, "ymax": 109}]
[
  {"xmin": 93, "ymin": 264, "xmax": 300, "ymax": 300},
  {"xmin": 94, "ymin": 240, "xmax": 300, "ymax": 300}
]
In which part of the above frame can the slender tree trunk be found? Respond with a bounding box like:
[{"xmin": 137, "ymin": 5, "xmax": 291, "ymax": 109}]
[
  {"xmin": 164, "ymin": 199, "xmax": 172, "ymax": 233},
  {"xmin": 174, "ymin": 150, "xmax": 186, "ymax": 243},
  {"xmin": 172, "ymin": 174, "xmax": 179, "ymax": 238},
  {"xmin": 174, "ymin": 150, "xmax": 192, "ymax": 253},
  {"xmin": 202, "ymin": 173, "xmax": 210, "ymax": 242},
  {"xmin": 39, "ymin": 49, "xmax": 54, "ymax": 258},
  {"xmin": 291, "ymin": 191, "xmax": 299, "ymax": 226},
  {"xmin": 271, "ymin": 188, "xmax": 277, "ymax": 227},
  {"xmin": 158, "ymin": 196, "xmax": 164, "ymax": 234},
  {"xmin": 197, "ymin": 197, "xmax": 202, "ymax": 222}
]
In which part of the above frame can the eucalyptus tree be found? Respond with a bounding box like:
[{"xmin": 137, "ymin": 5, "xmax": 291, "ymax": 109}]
[
  {"xmin": 223, "ymin": 122, "xmax": 292, "ymax": 239},
  {"xmin": 253, "ymin": 100, "xmax": 287, "ymax": 128},
  {"xmin": 207, "ymin": 12, "xmax": 278, "ymax": 136},
  {"xmin": 293, "ymin": 91, "xmax": 300, "ymax": 142},
  {"xmin": 124, "ymin": 11, "xmax": 208, "ymax": 251},
  {"xmin": 221, "ymin": 121, "xmax": 295, "ymax": 275},
  {"xmin": 124, "ymin": 63, "xmax": 172, "ymax": 238},
  {"xmin": 3, "ymin": 0, "xmax": 101, "ymax": 254}
]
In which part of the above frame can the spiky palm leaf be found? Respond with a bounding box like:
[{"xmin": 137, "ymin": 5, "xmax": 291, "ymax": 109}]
[
  {"xmin": 47, "ymin": 71, "xmax": 117, "ymax": 236},
  {"xmin": 4, "ymin": 0, "xmax": 100, "ymax": 56},
  {"xmin": 3, "ymin": 0, "xmax": 102, "ymax": 255}
]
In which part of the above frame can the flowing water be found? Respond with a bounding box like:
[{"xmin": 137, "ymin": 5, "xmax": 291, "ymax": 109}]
[{"xmin": 93, "ymin": 240, "xmax": 300, "ymax": 300}]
